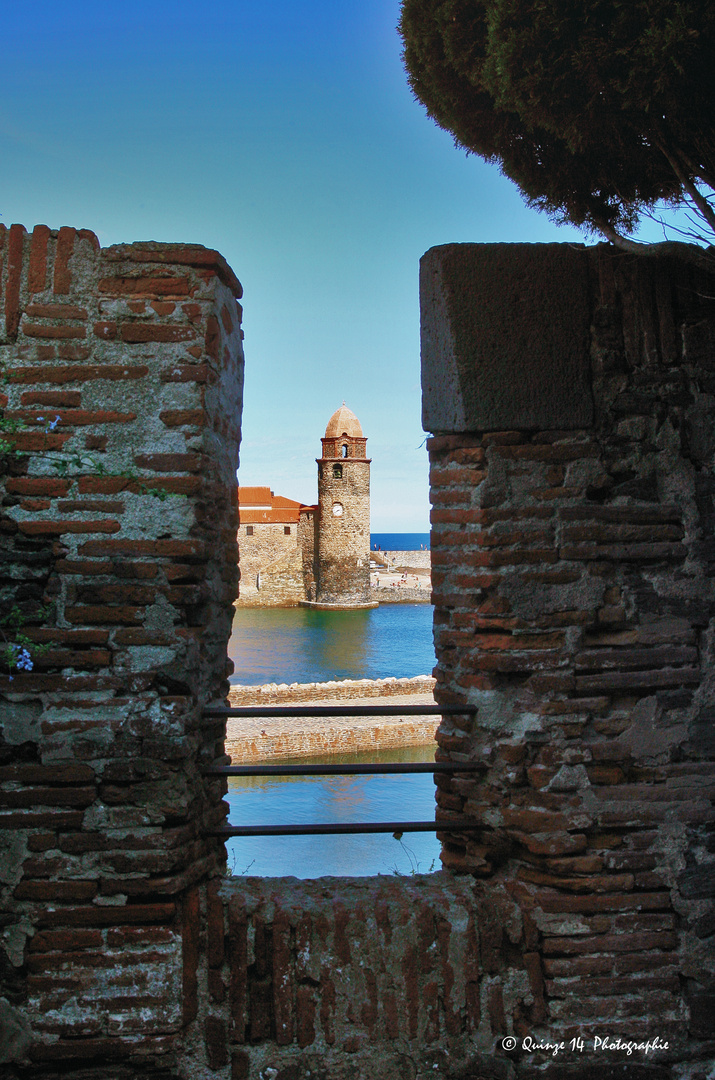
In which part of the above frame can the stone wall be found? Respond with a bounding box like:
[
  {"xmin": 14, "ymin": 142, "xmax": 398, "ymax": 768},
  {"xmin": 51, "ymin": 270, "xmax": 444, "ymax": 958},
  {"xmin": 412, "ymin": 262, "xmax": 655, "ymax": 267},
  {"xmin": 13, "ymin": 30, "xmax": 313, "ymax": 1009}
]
[
  {"xmin": 298, "ymin": 507, "xmax": 317, "ymax": 599},
  {"xmin": 237, "ymin": 521, "xmax": 301, "ymax": 603},
  {"xmin": 240, "ymin": 552, "xmax": 306, "ymax": 607},
  {"xmin": 236, "ymin": 512, "xmax": 317, "ymax": 608},
  {"xmin": 0, "ymin": 225, "xmax": 243, "ymax": 1074},
  {"xmin": 373, "ymin": 583, "xmax": 430, "ymax": 603},
  {"xmin": 376, "ymin": 550, "xmax": 432, "ymax": 570},
  {"xmin": 315, "ymin": 458, "xmax": 372, "ymax": 605},
  {"xmin": 3, "ymin": 230, "xmax": 713, "ymax": 1079},
  {"xmin": 225, "ymin": 711, "xmax": 437, "ymax": 760},
  {"xmin": 225, "ymin": 677, "xmax": 438, "ymax": 760},
  {"xmin": 423, "ymin": 242, "xmax": 715, "ymax": 1067},
  {"xmin": 228, "ymin": 675, "xmax": 435, "ymax": 704}
]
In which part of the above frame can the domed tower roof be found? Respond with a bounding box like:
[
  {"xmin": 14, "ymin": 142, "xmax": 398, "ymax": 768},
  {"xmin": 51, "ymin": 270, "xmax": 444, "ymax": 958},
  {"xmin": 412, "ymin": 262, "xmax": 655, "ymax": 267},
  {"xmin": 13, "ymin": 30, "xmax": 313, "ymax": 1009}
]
[{"xmin": 324, "ymin": 403, "xmax": 363, "ymax": 439}]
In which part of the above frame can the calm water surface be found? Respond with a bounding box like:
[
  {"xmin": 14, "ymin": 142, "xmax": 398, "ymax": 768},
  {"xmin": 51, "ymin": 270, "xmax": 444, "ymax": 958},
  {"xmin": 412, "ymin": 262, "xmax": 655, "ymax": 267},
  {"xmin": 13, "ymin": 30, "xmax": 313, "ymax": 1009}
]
[
  {"xmin": 226, "ymin": 602, "xmax": 438, "ymax": 878},
  {"xmin": 226, "ymin": 745, "xmax": 441, "ymax": 879},
  {"xmin": 229, "ymin": 603, "xmax": 435, "ymax": 685}
]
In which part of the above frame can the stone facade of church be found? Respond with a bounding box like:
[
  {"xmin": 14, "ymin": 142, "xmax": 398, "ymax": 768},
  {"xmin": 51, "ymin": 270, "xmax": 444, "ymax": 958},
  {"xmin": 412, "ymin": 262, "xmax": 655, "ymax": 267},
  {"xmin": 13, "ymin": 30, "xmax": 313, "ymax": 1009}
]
[{"xmin": 237, "ymin": 404, "xmax": 375, "ymax": 607}]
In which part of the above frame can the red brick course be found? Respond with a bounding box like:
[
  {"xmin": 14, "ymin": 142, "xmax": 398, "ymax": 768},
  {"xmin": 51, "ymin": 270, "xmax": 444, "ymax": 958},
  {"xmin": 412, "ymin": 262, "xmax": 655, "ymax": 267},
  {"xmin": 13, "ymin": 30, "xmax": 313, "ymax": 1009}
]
[
  {"xmin": 427, "ymin": 246, "xmax": 715, "ymax": 1072},
  {"xmin": 1, "ymin": 225, "xmax": 243, "ymax": 1074}
]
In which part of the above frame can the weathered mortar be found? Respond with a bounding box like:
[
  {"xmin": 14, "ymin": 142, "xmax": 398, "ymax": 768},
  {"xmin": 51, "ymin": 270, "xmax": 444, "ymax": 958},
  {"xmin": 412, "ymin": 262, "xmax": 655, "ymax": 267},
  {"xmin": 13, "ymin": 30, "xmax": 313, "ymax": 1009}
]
[
  {"xmin": 423, "ymin": 242, "xmax": 715, "ymax": 1069},
  {"xmin": 184, "ymin": 873, "xmax": 533, "ymax": 1080},
  {"xmin": 4, "ymin": 230, "xmax": 713, "ymax": 1080},
  {"xmin": 0, "ymin": 224, "xmax": 243, "ymax": 1073}
]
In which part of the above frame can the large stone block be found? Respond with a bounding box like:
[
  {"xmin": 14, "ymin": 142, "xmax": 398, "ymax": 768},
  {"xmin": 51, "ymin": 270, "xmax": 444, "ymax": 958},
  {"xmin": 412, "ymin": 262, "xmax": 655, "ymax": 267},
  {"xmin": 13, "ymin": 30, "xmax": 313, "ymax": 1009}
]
[{"xmin": 420, "ymin": 243, "xmax": 594, "ymax": 433}]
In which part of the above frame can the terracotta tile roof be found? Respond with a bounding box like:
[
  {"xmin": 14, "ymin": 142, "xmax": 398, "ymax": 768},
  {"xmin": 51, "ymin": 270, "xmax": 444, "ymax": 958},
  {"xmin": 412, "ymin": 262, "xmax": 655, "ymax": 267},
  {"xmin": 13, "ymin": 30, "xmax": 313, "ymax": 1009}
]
[
  {"xmin": 271, "ymin": 495, "xmax": 305, "ymax": 509},
  {"xmin": 237, "ymin": 486, "xmax": 315, "ymax": 524},
  {"xmin": 237, "ymin": 486, "xmax": 273, "ymax": 506}
]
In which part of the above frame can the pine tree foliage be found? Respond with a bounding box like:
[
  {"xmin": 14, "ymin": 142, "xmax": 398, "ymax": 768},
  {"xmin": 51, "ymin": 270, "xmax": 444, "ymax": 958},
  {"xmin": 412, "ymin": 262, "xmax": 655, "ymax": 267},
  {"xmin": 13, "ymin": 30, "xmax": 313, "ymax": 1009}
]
[{"xmin": 399, "ymin": 0, "xmax": 715, "ymax": 251}]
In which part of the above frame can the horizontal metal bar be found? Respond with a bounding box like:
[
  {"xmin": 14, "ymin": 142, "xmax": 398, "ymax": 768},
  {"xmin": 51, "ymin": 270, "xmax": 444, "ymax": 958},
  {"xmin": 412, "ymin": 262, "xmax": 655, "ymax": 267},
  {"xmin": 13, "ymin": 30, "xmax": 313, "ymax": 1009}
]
[
  {"xmin": 204, "ymin": 762, "xmax": 484, "ymax": 776},
  {"xmin": 207, "ymin": 818, "xmax": 481, "ymax": 837},
  {"xmin": 203, "ymin": 704, "xmax": 477, "ymax": 718}
]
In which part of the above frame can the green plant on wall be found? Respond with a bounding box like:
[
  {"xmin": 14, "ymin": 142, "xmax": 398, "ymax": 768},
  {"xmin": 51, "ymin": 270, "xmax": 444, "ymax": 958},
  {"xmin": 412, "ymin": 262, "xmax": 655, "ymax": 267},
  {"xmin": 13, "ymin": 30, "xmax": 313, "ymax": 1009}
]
[{"xmin": 0, "ymin": 605, "xmax": 53, "ymax": 681}]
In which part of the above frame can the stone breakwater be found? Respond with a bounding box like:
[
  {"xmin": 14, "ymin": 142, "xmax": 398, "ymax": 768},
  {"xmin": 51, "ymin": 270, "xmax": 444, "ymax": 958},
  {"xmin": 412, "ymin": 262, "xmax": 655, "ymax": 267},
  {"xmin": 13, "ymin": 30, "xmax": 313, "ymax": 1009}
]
[
  {"xmin": 226, "ymin": 676, "xmax": 437, "ymax": 760},
  {"xmin": 373, "ymin": 584, "xmax": 429, "ymax": 603},
  {"xmin": 228, "ymin": 674, "xmax": 435, "ymax": 705}
]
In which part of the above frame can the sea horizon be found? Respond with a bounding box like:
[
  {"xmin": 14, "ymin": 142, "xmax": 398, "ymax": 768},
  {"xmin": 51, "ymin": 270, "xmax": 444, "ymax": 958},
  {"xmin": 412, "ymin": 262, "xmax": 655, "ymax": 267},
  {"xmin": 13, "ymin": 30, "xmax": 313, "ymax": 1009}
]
[{"xmin": 370, "ymin": 531, "xmax": 430, "ymax": 551}]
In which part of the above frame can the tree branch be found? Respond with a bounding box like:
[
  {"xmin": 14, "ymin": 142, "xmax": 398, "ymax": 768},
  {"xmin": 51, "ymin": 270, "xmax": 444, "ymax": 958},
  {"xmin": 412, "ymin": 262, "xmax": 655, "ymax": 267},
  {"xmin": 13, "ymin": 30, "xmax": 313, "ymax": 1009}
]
[
  {"xmin": 654, "ymin": 140, "xmax": 715, "ymax": 235},
  {"xmin": 592, "ymin": 217, "xmax": 715, "ymax": 271}
]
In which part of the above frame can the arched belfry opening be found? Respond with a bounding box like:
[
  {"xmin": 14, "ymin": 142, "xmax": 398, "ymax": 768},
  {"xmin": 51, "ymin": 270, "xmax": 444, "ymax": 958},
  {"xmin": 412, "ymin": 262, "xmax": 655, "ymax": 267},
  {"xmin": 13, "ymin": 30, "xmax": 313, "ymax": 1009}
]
[{"xmin": 301, "ymin": 403, "xmax": 376, "ymax": 609}]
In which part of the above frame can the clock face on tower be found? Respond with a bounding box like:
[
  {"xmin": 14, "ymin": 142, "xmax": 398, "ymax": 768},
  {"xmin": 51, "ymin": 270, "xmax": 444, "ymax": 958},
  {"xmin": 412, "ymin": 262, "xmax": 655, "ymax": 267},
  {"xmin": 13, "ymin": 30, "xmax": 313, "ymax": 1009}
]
[{"xmin": 332, "ymin": 502, "xmax": 343, "ymax": 517}]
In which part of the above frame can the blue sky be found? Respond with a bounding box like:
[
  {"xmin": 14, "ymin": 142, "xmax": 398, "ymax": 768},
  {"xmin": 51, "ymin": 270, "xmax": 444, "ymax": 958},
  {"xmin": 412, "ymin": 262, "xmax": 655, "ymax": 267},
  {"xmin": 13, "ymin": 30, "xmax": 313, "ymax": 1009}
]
[{"xmin": 4, "ymin": 0, "xmax": 656, "ymax": 530}]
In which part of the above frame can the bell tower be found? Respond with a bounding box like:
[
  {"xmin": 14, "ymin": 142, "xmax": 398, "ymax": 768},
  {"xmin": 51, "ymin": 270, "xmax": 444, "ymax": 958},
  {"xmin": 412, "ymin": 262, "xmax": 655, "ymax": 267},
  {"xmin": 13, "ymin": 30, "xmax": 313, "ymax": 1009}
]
[{"xmin": 312, "ymin": 403, "xmax": 376, "ymax": 608}]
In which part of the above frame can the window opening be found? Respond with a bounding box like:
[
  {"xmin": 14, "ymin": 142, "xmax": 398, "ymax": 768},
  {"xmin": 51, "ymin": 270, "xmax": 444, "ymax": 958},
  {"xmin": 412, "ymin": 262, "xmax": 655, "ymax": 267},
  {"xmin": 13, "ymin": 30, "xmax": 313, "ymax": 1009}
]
[
  {"xmin": 284, "ymin": 526, "xmax": 291, "ymax": 535},
  {"xmin": 333, "ymin": 464, "xmax": 343, "ymax": 478},
  {"xmin": 246, "ymin": 525, "xmax": 254, "ymax": 535},
  {"xmin": 223, "ymin": 585, "xmax": 445, "ymax": 877},
  {"xmin": 341, "ymin": 444, "xmax": 348, "ymax": 458},
  {"xmin": 205, "ymin": 703, "xmax": 479, "ymax": 879}
]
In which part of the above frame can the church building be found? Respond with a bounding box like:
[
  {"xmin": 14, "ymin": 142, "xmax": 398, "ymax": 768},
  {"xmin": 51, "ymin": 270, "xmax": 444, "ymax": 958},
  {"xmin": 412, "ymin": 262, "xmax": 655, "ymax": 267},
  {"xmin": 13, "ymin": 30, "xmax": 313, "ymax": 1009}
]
[{"xmin": 237, "ymin": 404, "xmax": 376, "ymax": 608}]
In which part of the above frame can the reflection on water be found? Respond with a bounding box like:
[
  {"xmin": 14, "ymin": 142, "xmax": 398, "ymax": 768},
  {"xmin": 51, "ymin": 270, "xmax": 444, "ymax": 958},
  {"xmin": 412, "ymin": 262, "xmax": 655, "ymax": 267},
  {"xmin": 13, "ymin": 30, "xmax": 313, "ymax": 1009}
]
[
  {"xmin": 229, "ymin": 604, "xmax": 435, "ymax": 685},
  {"xmin": 225, "ymin": 745, "xmax": 441, "ymax": 879}
]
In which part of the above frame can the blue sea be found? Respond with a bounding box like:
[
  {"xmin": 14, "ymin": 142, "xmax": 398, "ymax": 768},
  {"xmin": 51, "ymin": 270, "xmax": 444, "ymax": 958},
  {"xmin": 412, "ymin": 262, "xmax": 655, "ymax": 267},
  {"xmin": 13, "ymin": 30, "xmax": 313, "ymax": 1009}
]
[
  {"xmin": 371, "ymin": 532, "xmax": 429, "ymax": 551},
  {"xmin": 226, "ymin": 602, "xmax": 439, "ymax": 877},
  {"xmin": 229, "ymin": 603, "xmax": 435, "ymax": 685},
  {"xmin": 226, "ymin": 745, "xmax": 441, "ymax": 879}
]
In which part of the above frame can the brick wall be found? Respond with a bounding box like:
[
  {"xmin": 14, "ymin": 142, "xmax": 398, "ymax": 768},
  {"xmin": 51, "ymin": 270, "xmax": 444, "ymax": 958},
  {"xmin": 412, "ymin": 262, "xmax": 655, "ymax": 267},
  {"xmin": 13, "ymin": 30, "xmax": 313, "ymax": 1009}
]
[
  {"xmin": 424, "ymin": 243, "xmax": 715, "ymax": 1067},
  {"xmin": 187, "ymin": 873, "xmax": 534, "ymax": 1080},
  {"xmin": 0, "ymin": 225, "xmax": 243, "ymax": 1073},
  {"xmin": 4, "ymin": 230, "xmax": 712, "ymax": 1079}
]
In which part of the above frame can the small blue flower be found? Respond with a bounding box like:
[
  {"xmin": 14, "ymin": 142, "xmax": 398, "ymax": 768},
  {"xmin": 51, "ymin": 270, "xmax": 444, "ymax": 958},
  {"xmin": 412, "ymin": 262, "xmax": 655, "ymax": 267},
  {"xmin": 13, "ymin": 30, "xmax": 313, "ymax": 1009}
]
[
  {"xmin": 15, "ymin": 648, "xmax": 34, "ymax": 671},
  {"xmin": 7, "ymin": 645, "xmax": 33, "ymax": 674}
]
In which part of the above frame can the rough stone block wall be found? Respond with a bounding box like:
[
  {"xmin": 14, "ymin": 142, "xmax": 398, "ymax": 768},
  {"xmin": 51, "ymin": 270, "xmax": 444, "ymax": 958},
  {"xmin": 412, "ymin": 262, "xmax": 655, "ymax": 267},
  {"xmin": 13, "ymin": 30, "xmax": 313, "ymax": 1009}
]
[
  {"xmin": 380, "ymin": 550, "xmax": 432, "ymax": 570},
  {"xmin": 425, "ymin": 243, "xmax": 715, "ymax": 1068},
  {"xmin": 316, "ymin": 461, "xmax": 371, "ymax": 605},
  {"xmin": 298, "ymin": 508, "xmax": 317, "ymax": 599},
  {"xmin": 236, "ymin": 522, "xmax": 301, "ymax": 603},
  {"xmin": 0, "ymin": 225, "xmax": 243, "ymax": 1073},
  {"xmin": 240, "ymin": 552, "xmax": 306, "ymax": 607},
  {"xmin": 224, "ymin": 679, "xmax": 439, "ymax": 760}
]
